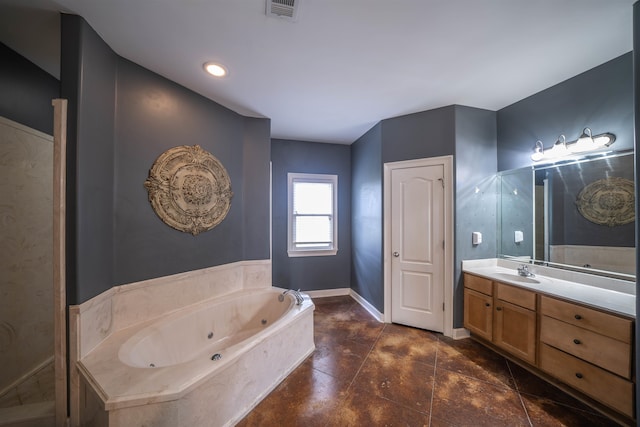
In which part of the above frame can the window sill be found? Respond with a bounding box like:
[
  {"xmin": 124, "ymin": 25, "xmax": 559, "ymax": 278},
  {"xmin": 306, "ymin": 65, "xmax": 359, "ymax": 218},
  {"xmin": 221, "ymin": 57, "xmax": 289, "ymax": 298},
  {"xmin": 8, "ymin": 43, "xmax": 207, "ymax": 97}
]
[{"xmin": 288, "ymin": 249, "xmax": 338, "ymax": 258}]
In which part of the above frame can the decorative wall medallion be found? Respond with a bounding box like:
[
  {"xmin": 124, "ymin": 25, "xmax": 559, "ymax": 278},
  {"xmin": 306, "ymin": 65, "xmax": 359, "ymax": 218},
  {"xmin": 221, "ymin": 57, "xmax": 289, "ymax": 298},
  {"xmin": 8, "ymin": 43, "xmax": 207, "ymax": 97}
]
[
  {"xmin": 575, "ymin": 177, "xmax": 634, "ymax": 227},
  {"xmin": 144, "ymin": 145, "xmax": 232, "ymax": 235}
]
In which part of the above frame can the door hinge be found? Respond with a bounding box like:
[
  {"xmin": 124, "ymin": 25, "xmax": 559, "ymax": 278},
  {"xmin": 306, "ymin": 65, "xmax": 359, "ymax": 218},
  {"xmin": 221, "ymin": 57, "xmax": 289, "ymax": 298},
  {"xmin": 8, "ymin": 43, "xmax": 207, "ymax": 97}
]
[
  {"xmin": 442, "ymin": 240, "xmax": 445, "ymax": 249},
  {"xmin": 443, "ymin": 302, "xmax": 445, "ymax": 311}
]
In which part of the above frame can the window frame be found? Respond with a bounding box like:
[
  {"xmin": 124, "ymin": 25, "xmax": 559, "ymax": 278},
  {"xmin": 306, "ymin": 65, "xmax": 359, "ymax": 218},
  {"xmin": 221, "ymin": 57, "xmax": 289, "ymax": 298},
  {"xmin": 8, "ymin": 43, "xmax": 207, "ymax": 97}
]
[{"xmin": 287, "ymin": 172, "xmax": 338, "ymax": 257}]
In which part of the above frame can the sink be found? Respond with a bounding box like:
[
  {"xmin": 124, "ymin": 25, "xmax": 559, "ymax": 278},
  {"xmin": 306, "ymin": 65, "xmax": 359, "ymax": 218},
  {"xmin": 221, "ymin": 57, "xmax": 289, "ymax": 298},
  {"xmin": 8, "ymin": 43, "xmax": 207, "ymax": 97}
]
[{"xmin": 492, "ymin": 272, "xmax": 541, "ymax": 284}]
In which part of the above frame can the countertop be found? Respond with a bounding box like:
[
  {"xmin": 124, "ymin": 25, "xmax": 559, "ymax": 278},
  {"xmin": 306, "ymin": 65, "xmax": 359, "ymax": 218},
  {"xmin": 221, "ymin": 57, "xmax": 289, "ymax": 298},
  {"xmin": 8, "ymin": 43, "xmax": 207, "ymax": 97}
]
[{"xmin": 462, "ymin": 259, "xmax": 635, "ymax": 318}]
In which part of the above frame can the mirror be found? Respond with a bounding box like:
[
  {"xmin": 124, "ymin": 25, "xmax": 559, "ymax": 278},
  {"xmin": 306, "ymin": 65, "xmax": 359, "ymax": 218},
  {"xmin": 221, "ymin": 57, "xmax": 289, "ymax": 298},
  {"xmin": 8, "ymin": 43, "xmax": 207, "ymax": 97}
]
[{"xmin": 498, "ymin": 151, "xmax": 636, "ymax": 280}]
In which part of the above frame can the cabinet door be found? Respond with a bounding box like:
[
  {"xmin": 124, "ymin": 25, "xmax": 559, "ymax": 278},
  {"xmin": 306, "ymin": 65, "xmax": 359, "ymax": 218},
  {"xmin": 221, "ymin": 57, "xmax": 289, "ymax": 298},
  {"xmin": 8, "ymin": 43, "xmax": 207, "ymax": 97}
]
[
  {"xmin": 494, "ymin": 300, "xmax": 536, "ymax": 364},
  {"xmin": 463, "ymin": 288, "xmax": 493, "ymax": 341}
]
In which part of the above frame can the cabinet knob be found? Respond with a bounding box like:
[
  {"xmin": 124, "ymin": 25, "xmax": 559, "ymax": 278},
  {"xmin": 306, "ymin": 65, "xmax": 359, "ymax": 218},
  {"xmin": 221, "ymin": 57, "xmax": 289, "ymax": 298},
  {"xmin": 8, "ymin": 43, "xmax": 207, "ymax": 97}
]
[
  {"xmin": 485, "ymin": 303, "xmax": 491, "ymax": 307},
  {"xmin": 496, "ymin": 307, "xmax": 502, "ymax": 311},
  {"xmin": 573, "ymin": 339, "xmax": 581, "ymax": 345},
  {"xmin": 574, "ymin": 314, "xmax": 582, "ymax": 320},
  {"xmin": 393, "ymin": 251, "xmax": 400, "ymax": 257},
  {"xmin": 575, "ymin": 373, "xmax": 583, "ymax": 379}
]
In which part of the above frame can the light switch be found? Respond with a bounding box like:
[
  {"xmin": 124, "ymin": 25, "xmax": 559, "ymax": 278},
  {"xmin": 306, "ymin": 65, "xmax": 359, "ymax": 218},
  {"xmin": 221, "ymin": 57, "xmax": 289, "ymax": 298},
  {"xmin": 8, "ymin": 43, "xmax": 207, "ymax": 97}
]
[
  {"xmin": 472, "ymin": 232, "xmax": 482, "ymax": 245},
  {"xmin": 514, "ymin": 230, "xmax": 524, "ymax": 243}
]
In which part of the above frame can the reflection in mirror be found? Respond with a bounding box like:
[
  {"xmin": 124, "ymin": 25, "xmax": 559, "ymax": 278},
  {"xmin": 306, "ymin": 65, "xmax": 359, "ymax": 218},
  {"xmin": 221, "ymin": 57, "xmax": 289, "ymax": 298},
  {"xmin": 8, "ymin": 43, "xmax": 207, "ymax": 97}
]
[
  {"xmin": 498, "ymin": 167, "xmax": 534, "ymax": 260},
  {"xmin": 498, "ymin": 151, "xmax": 636, "ymax": 281}
]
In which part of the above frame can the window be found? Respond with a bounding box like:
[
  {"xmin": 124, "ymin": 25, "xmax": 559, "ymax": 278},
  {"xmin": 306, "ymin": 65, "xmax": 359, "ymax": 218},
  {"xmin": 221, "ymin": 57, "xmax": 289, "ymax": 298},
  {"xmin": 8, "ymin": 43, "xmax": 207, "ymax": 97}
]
[{"xmin": 288, "ymin": 173, "xmax": 338, "ymax": 257}]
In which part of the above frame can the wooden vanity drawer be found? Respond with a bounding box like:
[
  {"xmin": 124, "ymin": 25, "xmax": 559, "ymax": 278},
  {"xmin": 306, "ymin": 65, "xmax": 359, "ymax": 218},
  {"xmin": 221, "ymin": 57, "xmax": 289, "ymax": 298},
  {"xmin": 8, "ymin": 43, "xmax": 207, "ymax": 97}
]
[
  {"xmin": 540, "ymin": 343, "xmax": 634, "ymax": 417},
  {"xmin": 495, "ymin": 282, "xmax": 536, "ymax": 310},
  {"xmin": 540, "ymin": 296, "xmax": 632, "ymax": 343},
  {"xmin": 540, "ymin": 316, "xmax": 631, "ymax": 379},
  {"xmin": 464, "ymin": 273, "xmax": 492, "ymax": 296}
]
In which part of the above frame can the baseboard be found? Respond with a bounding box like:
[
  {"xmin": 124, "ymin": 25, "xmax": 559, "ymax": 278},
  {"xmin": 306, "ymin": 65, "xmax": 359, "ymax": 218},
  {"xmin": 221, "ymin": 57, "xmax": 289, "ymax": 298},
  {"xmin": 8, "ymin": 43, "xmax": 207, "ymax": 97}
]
[
  {"xmin": 305, "ymin": 288, "xmax": 350, "ymax": 298},
  {"xmin": 349, "ymin": 290, "xmax": 384, "ymax": 323},
  {"xmin": 452, "ymin": 328, "xmax": 470, "ymax": 340},
  {"xmin": 304, "ymin": 288, "xmax": 384, "ymax": 323}
]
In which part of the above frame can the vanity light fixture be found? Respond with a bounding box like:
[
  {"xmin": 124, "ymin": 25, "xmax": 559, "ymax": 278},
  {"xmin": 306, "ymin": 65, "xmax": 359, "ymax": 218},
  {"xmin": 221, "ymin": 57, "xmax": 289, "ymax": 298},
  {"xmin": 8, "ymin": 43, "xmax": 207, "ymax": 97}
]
[
  {"xmin": 531, "ymin": 140, "xmax": 544, "ymax": 161},
  {"xmin": 204, "ymin": 62, "xmax": 228, "ymax": 77},
  {"xmin": 530, "ymin": 128, "xmax": 616, "ymax": 162},
  {"xmin": 545, "ymin": 135, "xmax": 568, "ymax": 159},
  {"xmin": 567, "ymin": 127, "xmax": 616, "ymax": 153},
  {"xmin": 567, "ymin": 127, "xmax": 594, "ymax": 153}
]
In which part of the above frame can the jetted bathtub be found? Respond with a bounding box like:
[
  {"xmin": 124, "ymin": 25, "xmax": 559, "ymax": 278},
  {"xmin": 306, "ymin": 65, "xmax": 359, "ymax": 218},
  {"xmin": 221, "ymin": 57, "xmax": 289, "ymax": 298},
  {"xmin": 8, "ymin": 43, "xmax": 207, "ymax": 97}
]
[{"xmin": 76, "ymin": 287, "xmax": 315, "ymax": 426}]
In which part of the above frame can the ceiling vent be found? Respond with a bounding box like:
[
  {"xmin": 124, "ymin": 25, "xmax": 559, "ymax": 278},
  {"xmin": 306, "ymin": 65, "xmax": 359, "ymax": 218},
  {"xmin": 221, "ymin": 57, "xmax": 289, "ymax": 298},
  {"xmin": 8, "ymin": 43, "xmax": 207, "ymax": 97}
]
[{"xmin": 266, "ymin": 0, "xmax": 300, "ymax": 21}]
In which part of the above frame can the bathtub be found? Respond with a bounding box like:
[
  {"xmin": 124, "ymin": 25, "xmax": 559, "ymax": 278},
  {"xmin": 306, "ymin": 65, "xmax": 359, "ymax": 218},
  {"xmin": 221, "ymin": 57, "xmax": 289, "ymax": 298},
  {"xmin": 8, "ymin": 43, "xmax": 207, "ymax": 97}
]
[{"xmin": 75, "ymin": 286, "xmax": 315, "ymax": 427}]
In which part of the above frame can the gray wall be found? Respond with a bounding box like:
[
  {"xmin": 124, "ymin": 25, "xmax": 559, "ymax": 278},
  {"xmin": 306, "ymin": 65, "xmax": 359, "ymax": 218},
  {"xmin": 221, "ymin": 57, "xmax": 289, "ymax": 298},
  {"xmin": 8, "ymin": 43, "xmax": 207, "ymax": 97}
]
[
  {"xmin": 381, "ymin": 106, "xmax": 455, "ymax": 163},
  {"xmin": 497, "ymin": 53, "xmax": 633, "ymax": 172},
  {"xmin": 271, "ymin": 139, "xmax": 351, "ymax": 291},
  {"xmin": 61, "ymin": 15, "xmax": 271, "ymax": 304},
  {"xmin": 61, "ymin": 14, "xmax": 116, "ymax": 304},
  {"xmin": 243, "ymin": 118, "xmax": 272, "ymax": 260},
  {"xmin": 0, "ymin": 43, "xmax": 59, "ymax": 135},
  {"xmin": 352, "ymin": 106, "xmax": 489, "ymax": 316},
  {"xmin": 453, "ymin": 105, "xmax": 497, "ymax": 327},
  {"xmin": 351, "ymin": 124, "xmax": 383, "ymax": 309}
]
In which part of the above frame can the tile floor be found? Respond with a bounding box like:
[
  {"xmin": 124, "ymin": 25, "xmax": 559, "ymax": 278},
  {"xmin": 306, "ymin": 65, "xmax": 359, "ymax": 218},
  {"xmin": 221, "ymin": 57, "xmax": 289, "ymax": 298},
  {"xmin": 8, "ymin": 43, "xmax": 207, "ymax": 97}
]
[{"xmin": 238, "ymin": 296, "xmax": 623, "ymax": 427}]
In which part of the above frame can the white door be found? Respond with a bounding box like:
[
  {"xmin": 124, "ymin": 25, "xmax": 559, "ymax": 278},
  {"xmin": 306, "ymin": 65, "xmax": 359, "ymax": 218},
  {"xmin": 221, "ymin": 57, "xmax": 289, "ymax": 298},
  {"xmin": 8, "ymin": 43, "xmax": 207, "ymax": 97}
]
[{"xmin": 390, "ymin": 164, "xmax": 445, "ymax": 332}]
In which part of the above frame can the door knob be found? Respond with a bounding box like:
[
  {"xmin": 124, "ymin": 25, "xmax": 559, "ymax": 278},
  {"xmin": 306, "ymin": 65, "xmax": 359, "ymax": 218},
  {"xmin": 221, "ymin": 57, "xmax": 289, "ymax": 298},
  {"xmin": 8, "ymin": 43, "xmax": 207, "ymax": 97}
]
[{"xmin": 393, "ymin": 252, "xmax": 400, "ymax": 257}]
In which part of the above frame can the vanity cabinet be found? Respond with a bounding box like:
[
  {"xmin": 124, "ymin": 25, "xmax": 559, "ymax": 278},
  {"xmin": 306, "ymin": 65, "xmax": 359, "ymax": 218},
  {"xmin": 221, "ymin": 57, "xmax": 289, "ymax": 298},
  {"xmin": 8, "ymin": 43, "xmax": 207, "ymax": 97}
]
[
  {"xmin": 463, "ymin": 272, "xmax": 635, "ymax": 421},
  {"xmin": 493, "ymin": 283, "xmax": 536, "ymax": 364},
  {"xmin": 463, "ymin": 275, "xmax": 493, "ymax": 341},
  {"xmin": 462, "ymin": 274, "xmax": 537, "ymax": 364},
  {"xmin": 539, "ymin": 296, "xmax": 634, "ymax": 417}
]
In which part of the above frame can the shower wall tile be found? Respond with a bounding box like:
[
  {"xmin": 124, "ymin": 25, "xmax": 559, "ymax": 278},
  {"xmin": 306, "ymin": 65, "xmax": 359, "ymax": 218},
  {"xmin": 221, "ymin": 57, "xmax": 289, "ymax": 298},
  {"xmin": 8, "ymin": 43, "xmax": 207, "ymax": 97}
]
[
  {"xmin": 0, "ymin": 117, "xmax": 54, "ymax": 393},
  {"xmin": 0, "ymin": 388, "xmax": 20, "ymax": 408}
]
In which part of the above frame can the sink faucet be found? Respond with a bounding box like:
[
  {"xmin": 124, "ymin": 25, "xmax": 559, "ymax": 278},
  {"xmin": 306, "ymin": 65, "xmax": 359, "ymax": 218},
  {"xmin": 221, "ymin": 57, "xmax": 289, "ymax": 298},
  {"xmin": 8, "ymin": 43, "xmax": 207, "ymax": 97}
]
[{"xmin": 517, "ymin": 264, "xmax": 535, "ymax": 277}]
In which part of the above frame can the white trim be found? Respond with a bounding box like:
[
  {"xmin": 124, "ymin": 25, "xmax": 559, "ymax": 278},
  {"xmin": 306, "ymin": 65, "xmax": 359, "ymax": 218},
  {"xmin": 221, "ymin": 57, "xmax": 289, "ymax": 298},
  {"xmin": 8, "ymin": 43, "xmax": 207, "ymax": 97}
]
[
  {"xmin": 305, "ymin": 288, "xmax": 350, "ymax": 298},
  {"xmin": 452, "ymin": 328, "xmax": 471, "ymax": 340},
  {"xmin": 383, "ymin": 155, "xmax": 454, "ymax": 337},
  {"xmin": 350, "ymin": 289, "xmax": 384, "ymax": 322},
  {"xmin": 304, "ymin": 288, "xmax": 384, "ymax": 323},
  {"xmin": 287, "ymin": 248, "xmax": 338, "ymax": 257},
  {"xmin": 287, "ymin": 172, "xmax": 338, "ymax": 257}
]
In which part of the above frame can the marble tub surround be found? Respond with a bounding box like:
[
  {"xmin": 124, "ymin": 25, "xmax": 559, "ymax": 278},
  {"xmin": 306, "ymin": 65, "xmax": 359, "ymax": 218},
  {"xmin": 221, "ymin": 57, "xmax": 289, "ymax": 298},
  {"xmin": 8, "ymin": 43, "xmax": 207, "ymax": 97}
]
[
  {"xmin": 72, "ymin": 260, "xmax": 272, "ymax": 360},
  {"xmin": 69, "ymin": 260, "xmax": 277, "ymax": 425},
  {"xmin": 77, "ymin": 288, "xmax": 314, "ymax": 415},
  {"xmin": 462, "ymin": 258, "xmax": 635, "ymax": 317},
  {"xmin": 550, "ymin": 245, "xmax": 636, "ymax": 276}
]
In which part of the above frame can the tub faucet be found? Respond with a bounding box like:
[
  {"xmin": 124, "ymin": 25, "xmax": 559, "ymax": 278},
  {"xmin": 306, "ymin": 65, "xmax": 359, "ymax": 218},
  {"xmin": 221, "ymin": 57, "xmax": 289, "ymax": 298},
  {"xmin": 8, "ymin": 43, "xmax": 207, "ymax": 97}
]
[
  {"xmin": 517, "ymin": 264, "xmax": 535, "ymax": 277},
  {"xmin": 281, "ymin": 289, "xmax": 304, "ymax": 305}
]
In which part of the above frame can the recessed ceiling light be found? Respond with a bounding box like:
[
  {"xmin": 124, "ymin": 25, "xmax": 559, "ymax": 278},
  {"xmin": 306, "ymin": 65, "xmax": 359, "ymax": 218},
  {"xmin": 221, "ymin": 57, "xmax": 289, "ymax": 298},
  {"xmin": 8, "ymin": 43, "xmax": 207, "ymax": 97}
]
[{"xmin": 204, "ymin": 62, "xmax": 227, "ymax": 77}]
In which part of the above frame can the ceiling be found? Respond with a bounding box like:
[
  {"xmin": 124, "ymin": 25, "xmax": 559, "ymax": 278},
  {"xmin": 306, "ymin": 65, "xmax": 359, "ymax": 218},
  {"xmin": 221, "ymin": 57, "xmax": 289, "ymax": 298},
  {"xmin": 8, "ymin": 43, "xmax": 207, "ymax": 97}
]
[{"xmin": 0, "ymin": 0, "xmax": 634, "ymax": 144}]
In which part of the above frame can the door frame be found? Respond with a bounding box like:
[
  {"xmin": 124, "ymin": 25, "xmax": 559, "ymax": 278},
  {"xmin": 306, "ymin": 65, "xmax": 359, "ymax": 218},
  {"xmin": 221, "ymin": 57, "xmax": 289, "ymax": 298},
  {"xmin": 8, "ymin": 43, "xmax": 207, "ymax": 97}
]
[{"xmin": 383, "ymin": 155, "xmax": 454, "ymax": 337}]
